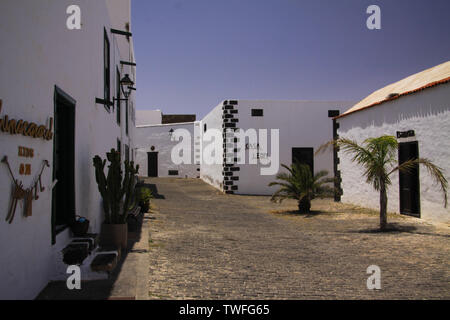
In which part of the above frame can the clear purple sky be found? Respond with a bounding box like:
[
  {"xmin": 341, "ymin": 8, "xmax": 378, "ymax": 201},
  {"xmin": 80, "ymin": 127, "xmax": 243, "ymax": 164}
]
[{"xmin": 132, "ymin": 0, "xmax": 450, "ymax": 118}]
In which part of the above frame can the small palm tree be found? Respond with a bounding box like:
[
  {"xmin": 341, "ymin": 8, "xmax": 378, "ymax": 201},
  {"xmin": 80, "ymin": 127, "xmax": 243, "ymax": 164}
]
[
  {"xmin": 269, "ymin": 162, "xmax": 335, "ymax": 213},
  {"xmin": 318, "ymin": 135, "xmax": 448, "ymax": 230}
]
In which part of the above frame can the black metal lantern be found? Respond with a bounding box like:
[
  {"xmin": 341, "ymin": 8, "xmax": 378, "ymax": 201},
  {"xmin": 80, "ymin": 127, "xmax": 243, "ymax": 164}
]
[{"xmin": 120, "ymin": 74, "xmax": 134, "ymax": 98}]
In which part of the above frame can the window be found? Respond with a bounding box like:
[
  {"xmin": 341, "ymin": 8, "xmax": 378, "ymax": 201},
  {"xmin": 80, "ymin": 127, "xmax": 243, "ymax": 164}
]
[
  {"xmin": 116, "ymin": 67, "xmax": 121, "ymax": 125},
  {"xmin": 168, "ymin": 170, "xmax": 179, "ymax": 176},
  {"xmin": 125, "ymin": 144, "xmax": 130, "ymax": 163},
  {"xmin": 125, "ymin": 101, "xmax": 129, "ymax": 136},
  {"xmin": 251, "ymin": 109, "xmax": 263, "ymax": 117},
  {"xmin": 204, "ymin": 123, "xmax": 207, "ymax": 132},
  {"xmin": 104, "ymin": 29, "xmax": 111, "ymax": 111},
  {"xmin": 117, "ymin": 139, "xmax": 121, "ymax": 159}
]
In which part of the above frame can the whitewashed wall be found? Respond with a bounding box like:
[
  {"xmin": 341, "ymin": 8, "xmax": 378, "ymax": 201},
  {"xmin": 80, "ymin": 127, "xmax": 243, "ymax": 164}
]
[
  {"xmin": 136, "ymin": 110, "xmax": 162, "ymax": 126},
  {"xmin": 232, "ymin": 100, "xmax": 352, "ymax": 195},
  {"xmin": 135, "ymin": 122, "xmax": 200, "ymax": 178},
  {"xmin": 337, "ymin": 83, "xmax": 450, "ymax": 223},
  {"xmin": 200, "ymin": 103, "xmax": 224, "ymax": 189},
  {"xmin": 0, "ymin": 0, "xmax": 134, "ymax": 299},
  {"xmin": 199, "ymin": 100, "xmax": 353, "ymax": 195}
]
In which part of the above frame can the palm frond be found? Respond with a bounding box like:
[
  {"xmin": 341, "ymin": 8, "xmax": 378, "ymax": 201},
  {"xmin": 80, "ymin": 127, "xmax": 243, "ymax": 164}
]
[{"xmin": 390, "ymin": 158, "xmax": 448, "ymax": 208}]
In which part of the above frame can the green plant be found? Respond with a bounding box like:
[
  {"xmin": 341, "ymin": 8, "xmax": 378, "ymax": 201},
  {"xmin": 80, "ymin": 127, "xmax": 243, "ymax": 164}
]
[
  {"xmin": 93, "ymin": 148, "xmax": 140, "ymax": 224},
  {"xmin": 268, "ymin": 162, "xmax": 335, "ymax": 213},
  {"xmin": 138, "ymin": 187, "xmax": 153, "ymax": 204},
  {"xmin": 318, "ymin": 135, "xmax": 448, "ymax": 230}
]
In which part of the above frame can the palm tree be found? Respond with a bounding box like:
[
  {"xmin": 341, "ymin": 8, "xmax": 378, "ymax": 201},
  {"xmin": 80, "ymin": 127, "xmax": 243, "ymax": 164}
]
[
  {"xmin": 318, "ymin": 135, "xmax": 448, "ymax": 230},
  {"xmin": 268, "ymin": 162, "xmax": 335, "ymax": 213}
]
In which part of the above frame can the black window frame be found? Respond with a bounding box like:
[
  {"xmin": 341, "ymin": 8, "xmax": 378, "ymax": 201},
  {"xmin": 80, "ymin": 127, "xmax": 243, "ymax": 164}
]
[
  {"xmin": 251, "ymin": 109, "xmax": 264, "ymax": 117},
  {"xmin": 125, "ymin": 101, "xmax": 129, "ymax": 136},
  {"xmin": 116, "ymin": 67, "xmax": 121, "ymax": 125},
  {"xmin": 125, "ymin": 144, "xmax": 130, "ymax": 163},
  {"xmin": 103, "ymin": 28, "xmax": 111, "ymax": 112},
  {"xmin": 117, "ymin": 138, "xmax": 121, "ymax": 160}
]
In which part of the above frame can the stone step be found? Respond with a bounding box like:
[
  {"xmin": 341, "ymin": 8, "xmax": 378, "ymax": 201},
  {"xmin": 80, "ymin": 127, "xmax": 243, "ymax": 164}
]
[
  {"xmin": 62, "ymin": 243, "xmax": 89, "ymax": 265},
  {"xmin": 90, "ymin": 246, "xmax": 121, "ymax": 273},
  {"xmin": 61, "ymin": 234, "xmax": 99, "ymax": 265},
  {"xmin": 90, "ymin": 253, "xmax": 119, "ymax": 273},
  {"xmin": 71, "ymin": 233, "xmax": 99, "ymax": 253}
]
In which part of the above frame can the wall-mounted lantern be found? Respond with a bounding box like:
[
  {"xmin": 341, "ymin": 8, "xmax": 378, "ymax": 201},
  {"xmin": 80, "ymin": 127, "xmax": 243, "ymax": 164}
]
[
  {"xmin": 120, "ymin": 74, "xmax": 134, "ymax": 99},
  {"xmin": 169, "ymin": 128, "xmax": 174, "ymax": 140}
]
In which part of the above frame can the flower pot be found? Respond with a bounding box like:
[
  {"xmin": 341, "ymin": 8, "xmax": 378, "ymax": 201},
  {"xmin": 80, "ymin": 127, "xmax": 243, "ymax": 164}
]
[
  {"xmin": 139, "ymin": 201, "xmax": 150, "ymax": 213},
  {"xmin": 70, "ymin": 217, "xmax": 90, "ymax": 237},
  {"xmin": 100, "ymin": 223, "xmax": 128, "ymax": 250}
]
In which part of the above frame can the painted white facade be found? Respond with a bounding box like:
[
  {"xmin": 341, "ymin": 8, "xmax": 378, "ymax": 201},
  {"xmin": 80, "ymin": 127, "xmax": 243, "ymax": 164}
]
[
  {"xmin": 200, "ymin": 100, "xmax": 354, "ymax": 195},
  {"xmin": 135, "ymin": 122, "xmax": 201, "ymax": 178},
  {"xmin": 0, "ymin": 0, "xmax": 136, "ymax": 299},
  {"xmin": 200, "ymin": 103, "xmax": 225, "ymax": 189},
  {"xmin": 136, "ymin": 110, "xmax": 162, "ymax": 126},
  {"xmin": 336, "ymin": 82, "xmax": 450, "ymax": 224}
]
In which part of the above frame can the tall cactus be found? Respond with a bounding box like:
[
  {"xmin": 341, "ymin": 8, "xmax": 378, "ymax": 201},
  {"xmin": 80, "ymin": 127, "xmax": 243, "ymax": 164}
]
[{"xmin": 93, "ymin": 148, "xmax": 140, "ymax": 224}]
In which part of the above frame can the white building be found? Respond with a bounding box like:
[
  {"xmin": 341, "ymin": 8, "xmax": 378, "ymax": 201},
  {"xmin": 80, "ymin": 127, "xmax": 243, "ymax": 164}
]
[
  {"xmin": 135, "ymin": 112, "xmax": 200, "ymax": 178},
  {"xmin": 0, "ymin": 0, "xmax": 137, "ymax": 299},
  {"xmin": 200, "ymin": 100, "xmax": 354, "ymax": 195},
  {"xmin": 335, "ymin": 61, "xmax": 450, "ymax": 224}
]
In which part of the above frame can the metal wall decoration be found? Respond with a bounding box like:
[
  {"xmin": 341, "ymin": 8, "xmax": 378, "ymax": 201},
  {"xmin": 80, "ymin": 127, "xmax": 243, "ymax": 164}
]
[{"xmin": 1, "ymin": 156, "xmax": 49, "ymax": 224}]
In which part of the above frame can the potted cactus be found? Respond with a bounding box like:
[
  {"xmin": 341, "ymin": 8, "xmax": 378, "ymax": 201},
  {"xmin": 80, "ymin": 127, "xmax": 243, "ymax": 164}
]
[{"xmin": 93, "ymin": 149, "xmax": 139, "ymax": 250}]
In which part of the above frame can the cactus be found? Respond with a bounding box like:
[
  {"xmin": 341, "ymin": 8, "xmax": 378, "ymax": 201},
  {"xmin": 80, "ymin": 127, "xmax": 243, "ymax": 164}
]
[{"xmin": 93, "ymin": 149, "xmax": 140, "ymax": 224}]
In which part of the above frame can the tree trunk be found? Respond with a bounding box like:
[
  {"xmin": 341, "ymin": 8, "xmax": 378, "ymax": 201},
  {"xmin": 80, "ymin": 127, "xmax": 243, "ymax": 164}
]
[
  {"xmin": 379, "ymin": 181, "xmax": 388, "ymax": 230},
  {"xmin": 298, "ymin": 196, "xmax": 311, "ymax": 213}
]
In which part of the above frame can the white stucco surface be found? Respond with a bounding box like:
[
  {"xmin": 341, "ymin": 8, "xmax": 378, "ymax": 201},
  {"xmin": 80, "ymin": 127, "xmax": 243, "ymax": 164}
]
[
  {"xmin": 135, "ymin": 122, "xmax": 200, "ymax": 178},
  {"xmin": 337, "ymin": 83, "xmax": 450, "ymax": 223},
  {"xmin": 200, "ymin": 103, "xmax": 225, "ymax": 190},
  {"xmin": 0, "ymin": 0, "xmax": 135, "ymax": 299},
  {"xmin": 136, "ymin": 110, "xmax": 162, "ymax": 126},
  {"xmin": 199, "ymin": 100, "xmax": 354, "ymax": 195}
]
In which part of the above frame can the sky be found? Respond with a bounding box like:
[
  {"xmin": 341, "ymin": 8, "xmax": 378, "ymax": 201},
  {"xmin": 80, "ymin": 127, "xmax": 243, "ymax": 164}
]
[{"xmin": 132, "ymin": 0, "xmax": 450, "ymax": 119}]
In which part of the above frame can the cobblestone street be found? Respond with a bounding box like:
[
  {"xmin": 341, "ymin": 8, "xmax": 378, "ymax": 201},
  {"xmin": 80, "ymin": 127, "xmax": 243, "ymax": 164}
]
[{"xmin": 146, "ymin": 178, "xmax": 450, "ymax": 299}]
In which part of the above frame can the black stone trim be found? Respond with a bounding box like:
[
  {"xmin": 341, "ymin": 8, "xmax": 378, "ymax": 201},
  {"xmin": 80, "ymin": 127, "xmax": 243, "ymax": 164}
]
[{"xmin": 332, "ymin": 119, "xmax": 341, "ymax": 202}]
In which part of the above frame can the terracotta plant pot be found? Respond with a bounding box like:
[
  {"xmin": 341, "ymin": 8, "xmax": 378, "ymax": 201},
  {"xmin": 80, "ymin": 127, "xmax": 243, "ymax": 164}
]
[{"xmin": 100, "ymin": 223, "xmax": 128, "ymax": 250}]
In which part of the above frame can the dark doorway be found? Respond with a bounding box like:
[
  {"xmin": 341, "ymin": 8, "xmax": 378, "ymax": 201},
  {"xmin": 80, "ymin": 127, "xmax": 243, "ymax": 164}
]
[
  {"xmin": 52, "ymin": 86, "xmax": 76, "ymax": 244},
  {"xmin": 147, "ymin": 152, "xmax": 158, "ymax": 177},
  {"xmin": 398, "ymin": 141, "xmax": 420, "ymax": 218},
  {"xmin": 292, "ymin": 147, "xmax": 314, "ymax": 175}
]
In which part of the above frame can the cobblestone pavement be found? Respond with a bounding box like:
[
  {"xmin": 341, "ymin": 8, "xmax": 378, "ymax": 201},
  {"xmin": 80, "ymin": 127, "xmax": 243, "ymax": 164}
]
[{"xmin": 146, "ymin": 178, "xmax": 450, "ymax": 299}]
